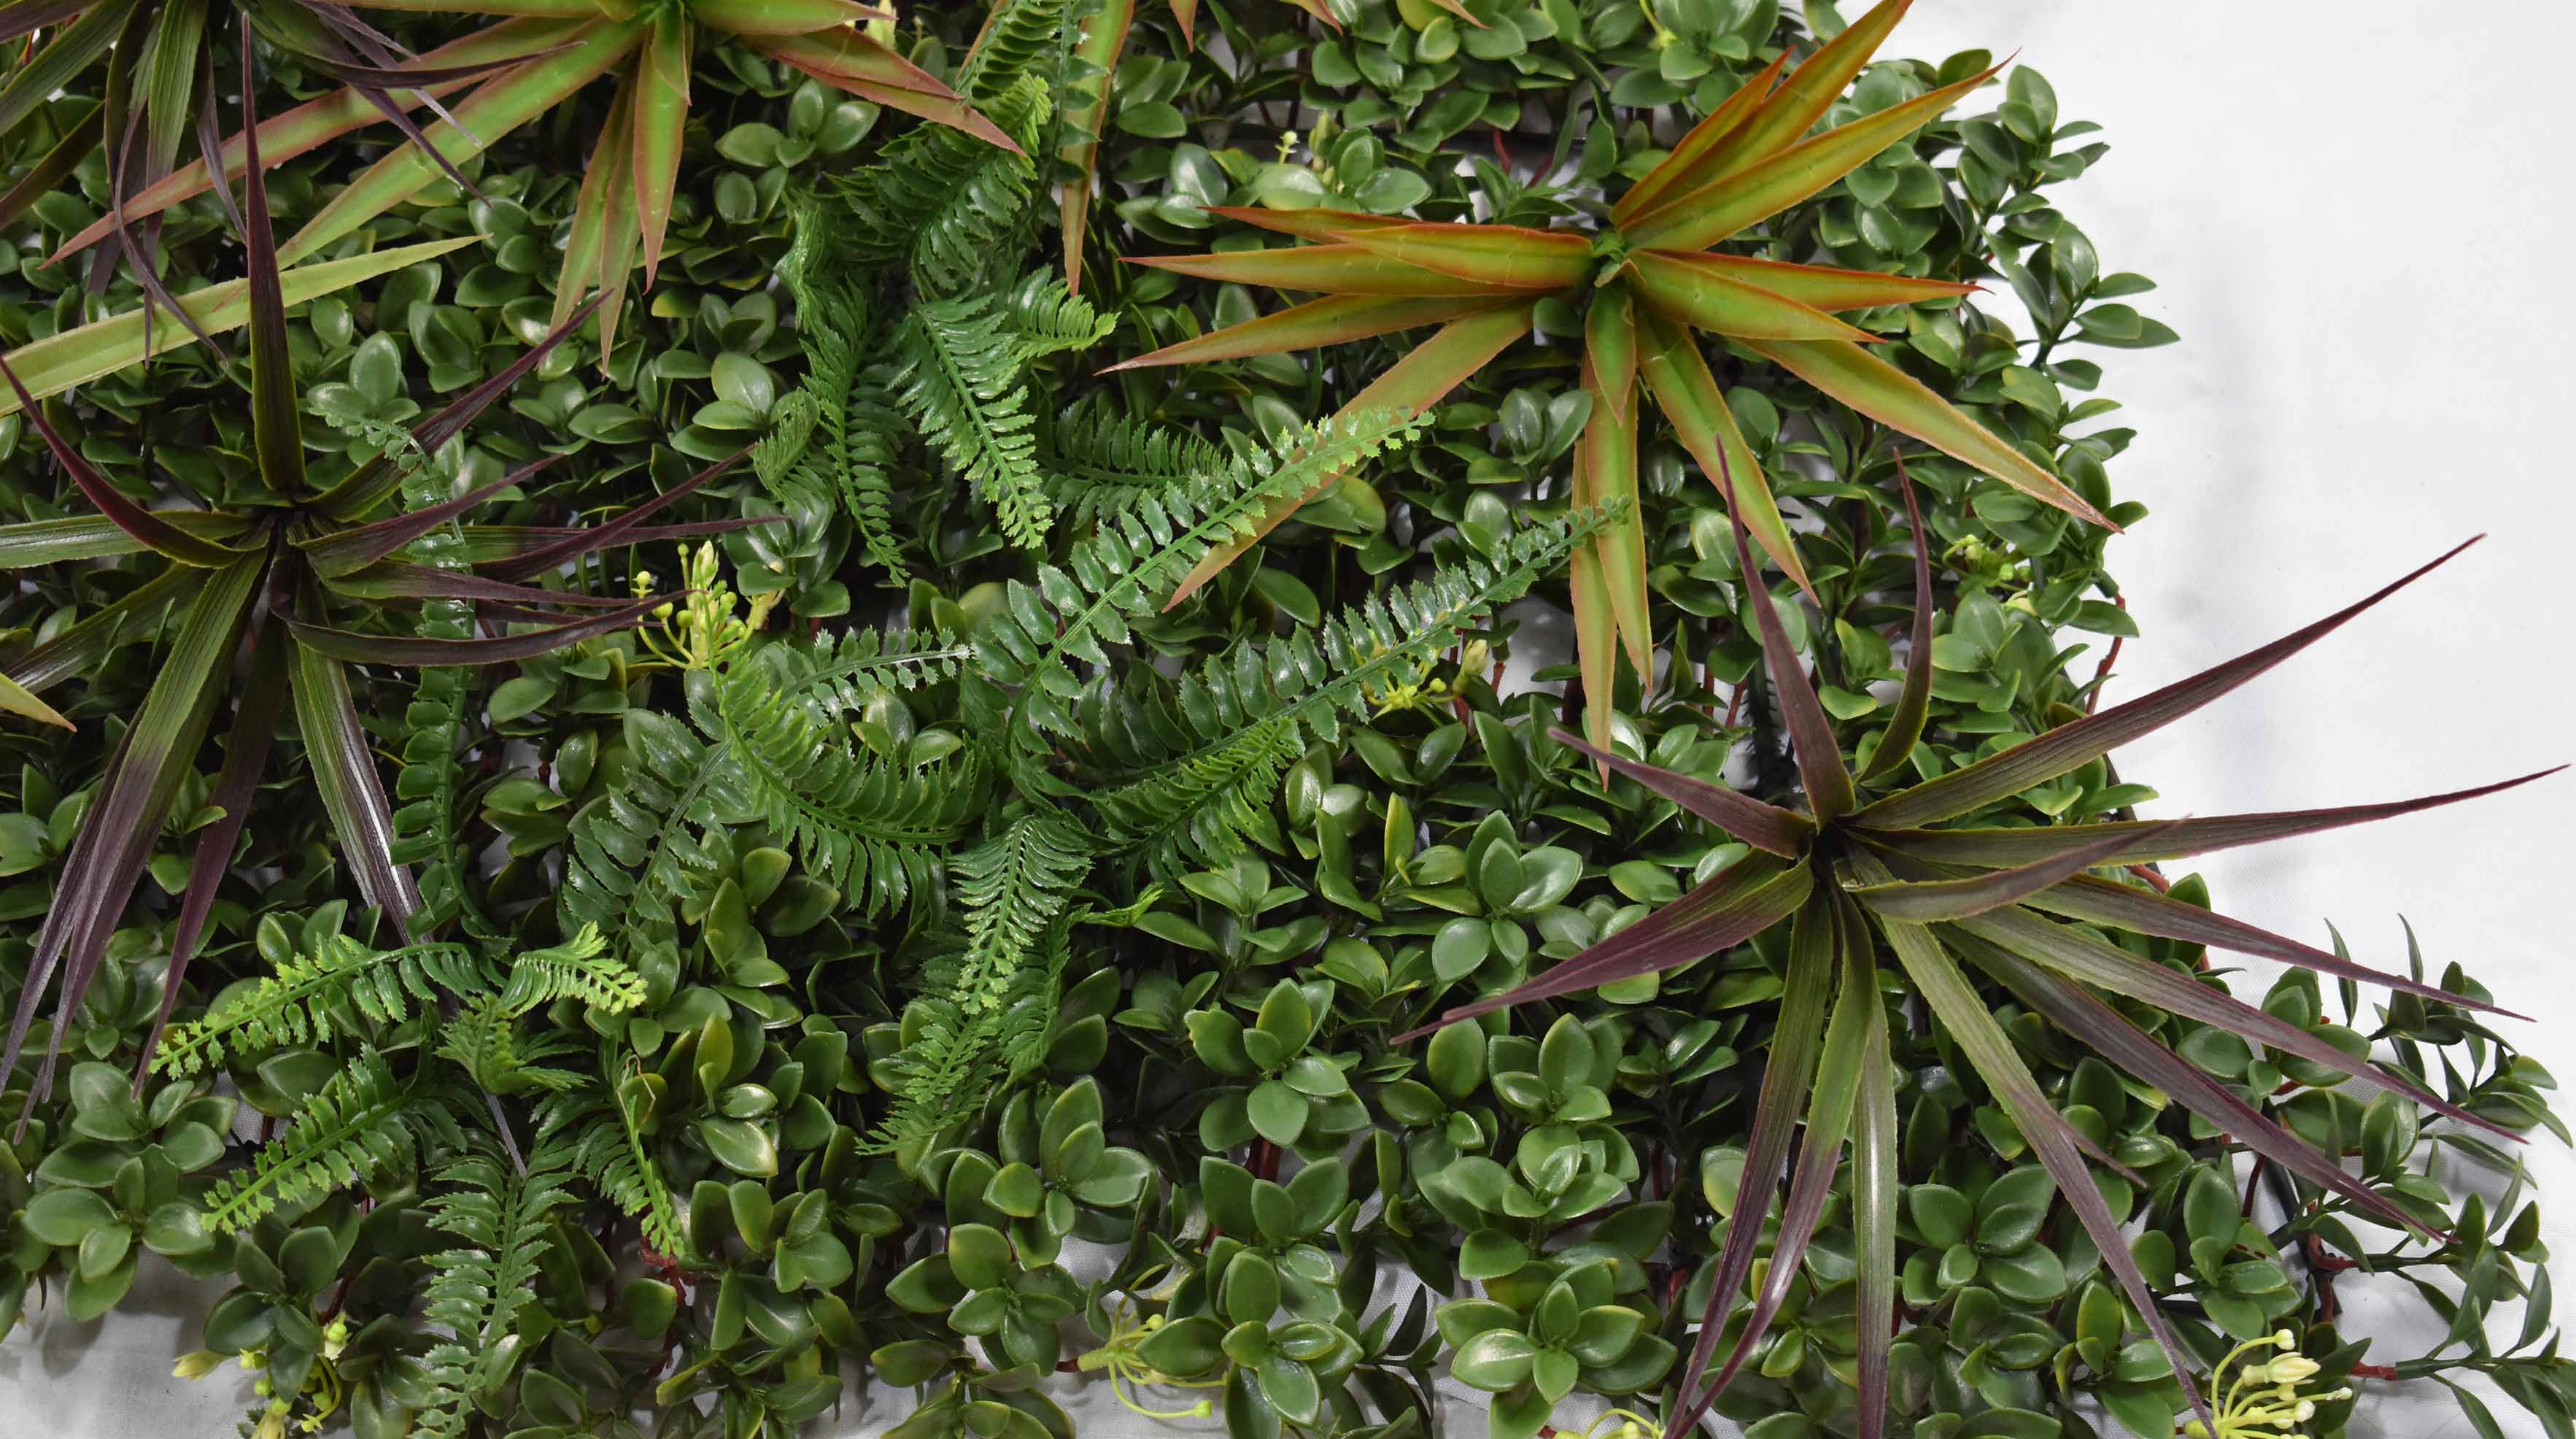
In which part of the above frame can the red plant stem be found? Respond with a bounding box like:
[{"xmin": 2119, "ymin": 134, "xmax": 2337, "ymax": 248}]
[{"xmin": 2084, "ymin": 595, "xmax": 2130, "ymax": 713}]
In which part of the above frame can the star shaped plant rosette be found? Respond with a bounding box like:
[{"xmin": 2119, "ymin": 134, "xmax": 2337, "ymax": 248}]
[
  {"xmin": 1395, "ymin": 462, "xmax": 2563, "ymax": 1439},
  {"xmin": 1110, "ymin": 0, "xmax": 2111, "ymax": 754}
]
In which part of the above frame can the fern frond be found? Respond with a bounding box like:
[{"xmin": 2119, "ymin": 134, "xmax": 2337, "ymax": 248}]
[
  {"xmin": 564, "ymin": 1055, "xmax": 686, "ymax": 1258},
  {"xmin": 824, "ymin": 75, "xmax": 1046, "ymax": 293},
  {"xmin": 1038, "ymin": 394, "xmax": 1229, "ymax": 522},
  {"xmin": 414, "ymin": 1144, "xmax": 579, "ymax": 1438},
  {"xmin": 762, "ymin": 212, "xmax": 908, "ymax": 580},
  {"xmin": 495, "ymin": 924, "xmax": 646, "ymax": 1015},
  {"xmin": 867, "ymin": 813, "xmax": 1092, "ymax": 1152},
  {"xmin": 997, "ymin": 269, "xmax": 1114, "ymax": 363},
  {"xmin": 153, "ymin": 934, "xmax": 490, "ymax": 1078},
  {"xmin": 199, "ymin": 1049, "xmax": 452, "ymax": 1233},
  {"xmin": 977, "ymin": 409, "xmax": 1429, "ymax": 741},
  {"xmin": 956, "ymin": 0, "xmax": 1074, "ymax": 102},
  {"xmin": 560, "ymin": 709, "xmax": 731, "ymax": 990},
  {"xmin": 714, "ymin": 628, "xmax": 983, "ymax": 915},
  {"xmin": 890, "ymin": 290, "xmax": 1051, "ymax": 549},
  {"xmin": 1084, "ymin": 514, "xmax": 1595, "ymax": 875}
]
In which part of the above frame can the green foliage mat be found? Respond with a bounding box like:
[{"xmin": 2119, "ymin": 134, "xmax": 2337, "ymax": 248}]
[{"xmin": 0, "ymin": 1, "xmax": 2564, "ymax": 1438}]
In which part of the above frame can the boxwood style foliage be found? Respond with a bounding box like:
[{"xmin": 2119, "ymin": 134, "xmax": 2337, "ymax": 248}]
[{"xmin": 0, "ymin": 1, "xmax": 2566, "ymax": 1438}]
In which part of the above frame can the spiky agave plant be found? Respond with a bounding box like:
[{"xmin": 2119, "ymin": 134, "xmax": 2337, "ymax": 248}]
[
  {"xmin": 0, "ymin": 57, "xmax": 765, "ymax": 1117},
  {"xmin": 1404, "ymin": 464, "xmax": 2562, "ymax": 1439},
  {"xmin": 1107, "ymin": 0, "xmax": 2106, "ymax": 754}
]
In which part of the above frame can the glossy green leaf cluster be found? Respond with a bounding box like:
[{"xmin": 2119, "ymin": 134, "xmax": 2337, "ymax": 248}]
[{"xmin": 0, "ymin": 3, "xmax": 2564, "ymax": 1439}]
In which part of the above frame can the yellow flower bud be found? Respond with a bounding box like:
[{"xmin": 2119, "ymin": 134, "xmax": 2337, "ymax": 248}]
[
  {"xmin": 2270, "ymin": 1355, "xmax": 2320, "ymax": 1385},
  {"xmin": 173, "ymin": 1351, "xmax": 225, "ymax": 1381}
]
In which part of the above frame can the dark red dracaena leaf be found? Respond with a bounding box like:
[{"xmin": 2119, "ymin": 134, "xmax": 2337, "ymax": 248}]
[
  {"xmin": 238, "ymin": 34, "xmax": 307, "ymax": 496},
  {"xmin": 479, "ymin": 448, "xmax": 750, "ymax": 583},
  {"xmin": 1863, "ymin": 765, "xmax": 2567, "ymax": 871},
  {"xmin": 136, "ymin": 612, "xmax": 291, "ymax": 1090},
  {"xmin": 2015, "ymin": 871, "xmax": 2527, "ymax": 1019},
  {"xmin": 1952, "ymin": 903, "xmax": 2513, "ymax": 1138},
  {"xmin": 1667, "ymin": 904, "xmax": 1873, "ymax": 1434},
  {"xmin": 285, "ymin": 623, "xmax": 418, "ymax": 937},
  {"xmin": 0, "ymin": 350, "xmax": 249, "ymax": 566},
  {"xmin": 286, "ymin": 593, "xmax": 665, "ymax": 666},
  {"xmin": 1857, "ymin": 454, "xmax": 1935, "ymax": 783},
  {"xmin": 1661, "ymin": 889, "xmax": 1840, "ymax": 1439},
  {"xmin": 325, "ymin": 561, "xmax": 641, "ymax": 609},
  {"xmin": 1844, "ymin": 822, "xmax": 2174, "ymax": 922},
  {"xmin": 1395, "ymin": 856, "xmax": 1812, "ymax": 1038},
  {"xmin": 1851, "ymin": 537, "xmax": 2485, "ymax": 830},
  {"xmin": 311, "ymin": 296, "xmax": 603, "ymax": 520},
  {"xmin": 1546, "ymin": 726, "xmax": 1813, "ymax": 857},
  {"xmin": 302, "ymin": 457, "xmax": 566, "ymax": 575},
  {"xmin": 1711, "ymin": 444, "xmax": 1854, "ymax": 818},
  {"xmin": 1954, "ymin": 929, "xmax": 2444, "ymax": 1238}
]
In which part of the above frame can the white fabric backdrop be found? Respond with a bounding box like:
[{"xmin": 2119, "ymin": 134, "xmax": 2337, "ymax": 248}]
[{"xmin": 7, "ymin": 3, "xmax": 2573, "ymax": 1435}]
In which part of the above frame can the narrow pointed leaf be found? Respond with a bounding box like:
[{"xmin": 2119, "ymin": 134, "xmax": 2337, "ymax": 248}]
[
  {"xmin": 746, "ymin": 29, "xmax": 1021, "ymax": 155},
  {"xmin": 1167, "ymin": 305, "xmax": 1534, "ymax": 606},
  {"xmin": 304, "ymin": 458, "xmax": 565, "ymax": 574},
  {"xmin": 1718, "ymin": 462, "xmax": 1853, "ymax": 819},
  {"xmin": 1954, "ymin": 903, "xmax": 2512, "ymax": 1138},
  {"xmin": 1855, "ymin": 539, "xmax": 2482, "ymax": 829},
  {"xmin": 1954, "ymin": 929, "xmax": 2455, "ymax": 1236},
  {"xmin": 288, "ymin": 590, "xmax": 419, "ymax": 940},
  {"xmin": 1585, "ymin": 281, "xmax": 1639, "ymax": 423},
  {"xmin": 1868, "ymin": 765, "xmax": 2564, "ymax": 869},
  {"xmin": 287, "ymin": 595, "xmax": 661, "ymax": 667},
  {"xmin": 480, "ymin": 448, "xmax": 749, "ymax": 582},
  {"xmin": 1405, "ymin": 857, "xmax": 1811, "ymax": 1034},
  {"xmin": 1059, "ymin": 0, "xmax": 1137, "ymax": 294},
  {"xmin": 0, "ymin": 103, "xmax": 101, "ymax": 235},
  {"xmin": 1679, "ymin": 0, "xmax": 1918, "ymax": 192},
  {"xmin": 1848, "ymin": 823, "xmax": 2169, "ymax": 922},
  {"xmin": 3, "ymin": 566, "xmax": 200, "ymax": 694},
  {"xmin": 1669, "ymin": 251, "xmax": 1976, "ymax": 312},
  {"xmin": 0, "ymin": 510, "xmax": 250, "ymax": 568},
  {"xmin": 138, "ymin": 614, "xmax": 290, "ymax": 1084},
  {"xmin": 238, "ymin": 39, "xmax": 307, "ymax": 497},
  {"xmin": 1744, "ymin": 336, "xmax": 2113, "ymax": 530},
  {"xmin": 1662, "ymin": 888, "xmax": 1837, "ymax": 1438},
  {"xmin": 1858, "ymin": 458, "xmax": 1935, "ymax": 782},
  {"xmin": 0, "ymin": 0, "xmax": 130, "ymax": 143},
  {"xmin": 1634, "ymin": 311, "xmax": 1809, "ymax": 595},
  {"xmin": 1569, "ymin": 535, "xmax": 1618, "ymax": 759},
  {"xmin": 1546, "ymin": 727, "xmax": 1813, "ymax": 857},
  {"xmin": 1337, "ymin": 223, "xmax": 1591, "ymax": 290},
  {"xmin": 1852, "ymin": 1002, "xmax": 1898, "ymax": 1439},
  {"xmin": 0, "ymin": 354, "xmax": 250, "ymax": 566},
  {"xmin": 689, "ymin": 0, "xmax": 889, "ymax": 34},
  {"xmin": 1121, "ymin": 244, "xmax": 1506, "ymax": 296},
  {"xmin": 1579, "ymin": 341, "xmax": 1651, "ymax": 675},
  {"xmin": 1669, "ymin": 912, "xmax": 1872, "ymax": 1435},
  {"xmin": 276, "ymin": 25, "xmax": 643, "ymax": 266},
  {"xmin": 1, "ymin": 552, "xmax": 261, "ymax": 1108},
  {"xmin": 0, "ymin": 238, "xmax": 475, "ymax": 420},
  {"xmin": 49, "ymin": 20, "xmax": 570, "ymax": 263},
  {"xmin": 1614, "ymin": 50, "xmax": 1786, "ymax": 225},
  {"xmin": 0, "ymin": 672, "xmax": 71, "ymax": 728},
  {"xmin": 1863, "ymin": 883, "xmax": 2209, "ymax": 1430},
  {"xmin": 1629, "ymin": 250, "xmax": 1881, "ymax": 342},
  {"xmin": 325, "ymin": 563, "xmax": 639, "ymax": 609},
  {"xmin": 1627, "ymin": 60, "xmax": 2003, "ymax": 253},
  {"xmin": 1196, "ymin": 205, "xmax": 1408, "ymax": 241},
  {"xmin": 1104, "ymin": 293, "xmax": 1520, "ymax": 371},
  {"xmin": 2016, "ymin": 871, "xmax": 2524, "ymax": 1019},
  {"xmin": 632, "ymin": 12, "xmax": 689, "ymax": 282}
]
